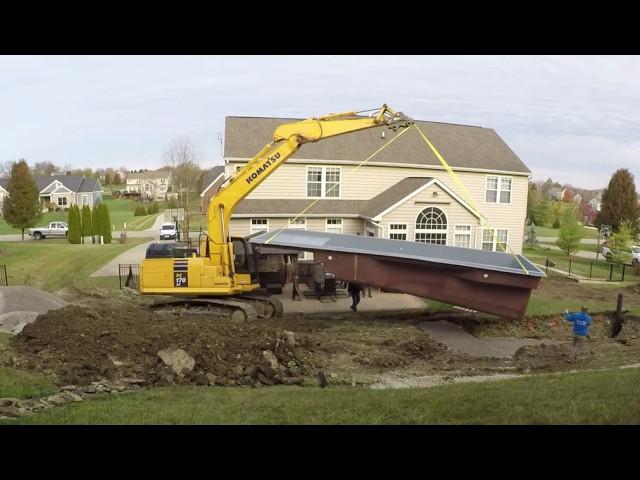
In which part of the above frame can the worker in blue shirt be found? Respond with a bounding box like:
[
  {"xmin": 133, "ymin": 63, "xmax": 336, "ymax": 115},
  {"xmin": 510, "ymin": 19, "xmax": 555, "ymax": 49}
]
[{"xmin": 564, "ymin": 306, "xmax": 592, "ymax": 352}]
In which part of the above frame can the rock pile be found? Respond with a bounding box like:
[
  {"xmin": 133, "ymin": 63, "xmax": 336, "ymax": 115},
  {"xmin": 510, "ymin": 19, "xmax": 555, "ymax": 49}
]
[{"xmin": 0, "ymin": 378, "xmax": 146, "ymax": 419}]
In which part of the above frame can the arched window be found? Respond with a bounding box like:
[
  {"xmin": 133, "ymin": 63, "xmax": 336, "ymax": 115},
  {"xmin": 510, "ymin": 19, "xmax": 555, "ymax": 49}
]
[{"xmin": 415, "ymin": 207, "xmax": 447, "ymax": 245}]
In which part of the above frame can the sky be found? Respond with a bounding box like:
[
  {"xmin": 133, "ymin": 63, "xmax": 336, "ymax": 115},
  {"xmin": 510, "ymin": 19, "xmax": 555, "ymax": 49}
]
[{"xmin": 1, "ymin": 55, "xmax": 640, "ymax": 189}]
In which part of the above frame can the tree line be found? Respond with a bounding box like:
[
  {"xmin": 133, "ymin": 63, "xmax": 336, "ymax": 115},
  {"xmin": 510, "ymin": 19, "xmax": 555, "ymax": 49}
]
[
  {"xmin": 525, "ymin": 168, "xmax": 640, "ymax": 257},
  {"xmin": 66, "ymin": 203, "xmax": 112, "ymax": 244},
  {"xmin": 2, "ymin": 159, "xmax": 112, "ymax": 242},
  {"xmin": 0, "ymin": 160, "xmax": 128, "ymax": 186}
]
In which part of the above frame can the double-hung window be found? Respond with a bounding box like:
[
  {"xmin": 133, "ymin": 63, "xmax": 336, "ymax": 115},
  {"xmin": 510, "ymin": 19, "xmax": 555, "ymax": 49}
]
[
  {"xmin": 454, "ymin": 225, "xmax": 472, "ymax": 248},
  {"xmin": 388, "ymin": 224, "xmax": 408, "ymax": 240},
  {"xmin": 326, "ymin": 218, "xmax": 343, "ymax": 234},
  {"xmin": 307, "ymin": 167, "xmax": 341, "ymax": 198},
  {"xmin": 250, "ymin": 218, "xmax": 269, "ymax": 234},
  {"xmin": 486, "ymin": 175, "xmax": 512, "ymax": 203},
  {"xmin": 481, "ymin": 228, "xmax": 508, "ymax": 252}
]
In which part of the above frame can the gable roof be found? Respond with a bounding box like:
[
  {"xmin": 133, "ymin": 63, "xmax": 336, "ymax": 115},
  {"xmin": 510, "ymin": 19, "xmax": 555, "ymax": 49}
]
[
  {"xmin": 0, "ymin": 175, "xmax": 101, "ymax": 194},
  {"xmin": 224, "ymin": 116, "xmax": 530, "ymax": 174},
  {"xmin": 200, "ymin": 166, "xmax": 225, "ymax": 196},
  {"xmin": 360, "ymin": 177, "xmax": 433, "ymax": 219}
]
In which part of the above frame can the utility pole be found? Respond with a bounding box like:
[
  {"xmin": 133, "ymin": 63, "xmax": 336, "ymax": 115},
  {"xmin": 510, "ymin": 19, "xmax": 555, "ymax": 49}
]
[{"xmin": 217, "ymin": 132, "xmax": 224, "ymax": 158}]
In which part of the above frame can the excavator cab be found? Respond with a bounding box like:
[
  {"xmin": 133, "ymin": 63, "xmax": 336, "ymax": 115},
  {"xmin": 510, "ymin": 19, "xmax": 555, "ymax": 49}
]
[{"xmin": 231, "ymin": 236, "xmax": 258, "ymax": 283}]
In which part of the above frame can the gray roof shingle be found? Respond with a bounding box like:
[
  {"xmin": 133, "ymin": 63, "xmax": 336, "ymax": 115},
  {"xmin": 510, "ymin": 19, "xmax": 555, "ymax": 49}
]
[
  {"xmin": 224, "ymin": 116, "xmax": 530, "ymax": 174},
  {"xmin": 0, "ymin": 175, "xmax": 102, "ymax": 193},
  {"xmin": 201, "ymin": 166, "xmax": 225, "ymax": 194},
  {"xmin": 360, "ymin": 177, "xmax": 433, "ymax": 218}
]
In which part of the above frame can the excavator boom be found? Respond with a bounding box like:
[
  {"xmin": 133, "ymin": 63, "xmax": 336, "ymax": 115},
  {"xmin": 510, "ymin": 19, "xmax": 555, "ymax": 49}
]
[{"xmin": 139, "ymin": 105, "xmax": 412, "ymax": 319}]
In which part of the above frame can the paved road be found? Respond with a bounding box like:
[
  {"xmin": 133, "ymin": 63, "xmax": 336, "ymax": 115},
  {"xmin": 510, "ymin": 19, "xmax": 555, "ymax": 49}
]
[
  {"xmin": 539, "ymin": 236, "xmax": 599, "ymax": 245},
  {"xmin": 536, "ymin": 245, "xmax": 598, "ymax": 260},
  {"xmin": 0, "ymin": 213, "xmax": 166, "ymax": 242}
]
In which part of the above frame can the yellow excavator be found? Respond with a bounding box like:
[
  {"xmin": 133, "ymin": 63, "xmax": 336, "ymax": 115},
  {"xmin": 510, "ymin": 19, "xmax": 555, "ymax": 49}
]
[{"xmin": 139, "ymin": 104, "xmax": 413, "ymax": 321}]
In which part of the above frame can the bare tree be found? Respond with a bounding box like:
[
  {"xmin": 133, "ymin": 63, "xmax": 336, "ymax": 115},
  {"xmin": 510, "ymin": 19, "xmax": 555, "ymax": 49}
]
[
  {"xmin": 0, "ymin": 160, "xmax": 14, "ymax": 177},
  {"xmin": 32, "ymin": 161, "xmax": 58, "ymax": 176},
  {"xmin": 163, "ymin": 138, "xmax": 203, "ymax": 238}
]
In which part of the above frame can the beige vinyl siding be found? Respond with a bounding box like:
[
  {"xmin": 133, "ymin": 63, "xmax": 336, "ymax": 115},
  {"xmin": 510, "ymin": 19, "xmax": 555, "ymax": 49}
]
[
  {"xmin": 381, "ymin": 183, "xmax": 479, "ymax": 247},
  {"xmin": 229, "ymin": 217, "xmax": 363, "ymax": 238},
  {"xmin": 227, "ymin": 161, "xmax": 527, "ymax": 254}
]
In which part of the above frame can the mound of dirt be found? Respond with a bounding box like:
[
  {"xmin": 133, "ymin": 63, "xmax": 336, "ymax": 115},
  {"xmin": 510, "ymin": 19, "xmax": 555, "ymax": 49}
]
[
  {"xmin": 513, "ymin": 343, "xmax": 576, "ymax": 370},
  {"xmin": 10, "ymin": 303, "xmax": 319, "ymax": 388}
]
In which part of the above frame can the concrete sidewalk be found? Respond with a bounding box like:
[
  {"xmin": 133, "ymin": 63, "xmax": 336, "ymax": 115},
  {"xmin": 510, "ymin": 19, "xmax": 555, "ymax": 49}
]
[
  {"xmin": 90, "ymin": 241, "xmax": 153, "ymax": 277},
  {"xmin": 275, "ymin": 284, "xmax": 425, "ymax": 314},
  {"xmin": 418, "ymin": 320, "xmax": 565, "ymax": 358}
]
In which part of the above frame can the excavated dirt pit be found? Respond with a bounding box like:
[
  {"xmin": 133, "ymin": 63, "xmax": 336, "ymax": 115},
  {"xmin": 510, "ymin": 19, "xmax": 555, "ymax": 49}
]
[{"xmin": 5, "ymin": 299, "xmax": 640, "ymax": 390}]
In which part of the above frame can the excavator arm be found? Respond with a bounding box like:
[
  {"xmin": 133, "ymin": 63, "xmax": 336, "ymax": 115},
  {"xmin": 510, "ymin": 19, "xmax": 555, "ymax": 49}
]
[
  {"xmin": 205, "ymin": 104, "xmax": 412, "ymax": 274},
  {"xmin": 140, "ymin": 104, "xmax": 412, "ymax": 303}
]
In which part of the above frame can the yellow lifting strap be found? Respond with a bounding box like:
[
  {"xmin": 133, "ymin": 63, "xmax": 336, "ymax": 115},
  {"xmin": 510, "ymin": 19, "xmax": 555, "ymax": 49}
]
[
  {"xmin": 412, "ymin": 124, "xmax": 530, "ymax": 275},
  {"xmin": 263, "ymin": 125, "xmax": 413, "ymax": 245}
]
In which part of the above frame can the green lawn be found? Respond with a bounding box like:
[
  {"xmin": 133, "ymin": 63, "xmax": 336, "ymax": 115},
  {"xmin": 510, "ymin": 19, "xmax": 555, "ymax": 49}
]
[
  {"xmin": 534, "ymin": 225, "xmax": 599, "ymax": 239},
  {"xmin": 104, "ymin": 197, "xmax": 166, "ymax": 231},
  {"xmin": 3, "ymin": 368, "xmax": 638, "ymax": 424},
  {"xmin": 0, "ymin": 237, "xmax": 151, "ymax": 293},
  {"xmin": 0, "ymin": 198, "xmax": 163, "ymax": 235},
  {"xmin": 539, "ymin": 240, "xmax": 601, "ymax": 254},
  {"xmin": 0, "ymin": 332, "xmax": 59, "ymax": 399},
  {"xmin": 524, "ymin": 245, "xmax": 636, "ymax": 281}
]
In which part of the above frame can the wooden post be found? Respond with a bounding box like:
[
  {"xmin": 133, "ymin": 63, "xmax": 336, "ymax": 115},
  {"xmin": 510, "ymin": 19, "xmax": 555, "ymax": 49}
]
[{"xmin": 611, "ymin": 293, "xmax": 624, "ymax": 338}]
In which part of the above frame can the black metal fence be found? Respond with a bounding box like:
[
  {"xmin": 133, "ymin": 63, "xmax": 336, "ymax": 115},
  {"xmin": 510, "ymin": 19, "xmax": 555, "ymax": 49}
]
[
  {"xmin": 119, "ymin": 264, "xmax": 140, "ymax": 289},
  {"xmin": 529, "ymin": 256, "xmax": 638, "ymax": 282},
  {"xmin": 0, "ymin": 265, "xmax": 7, "ymax": 286}
]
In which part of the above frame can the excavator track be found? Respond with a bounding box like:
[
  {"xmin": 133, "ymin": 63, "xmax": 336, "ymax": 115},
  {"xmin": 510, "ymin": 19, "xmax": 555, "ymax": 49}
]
[
  {"xmin": 150, "ymin": 298, "xmax": 258, "ymax": 323},
  {"xmin": 235, "ymin": 295, "xmax": 284, "ymax": 318},
  {"xmin": 150, "ymin": 295, "xmax": 283, "ymax": 323}
]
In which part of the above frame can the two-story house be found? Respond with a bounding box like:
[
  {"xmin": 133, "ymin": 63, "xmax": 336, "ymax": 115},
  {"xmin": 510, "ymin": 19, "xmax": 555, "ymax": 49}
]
[
  {"xmin": 219, "ymin": 116, "xmax": 532, "ymax": 255},
  {"xmin": 126, "ymin": 170, "xmax": 172, "ymax": 200}
]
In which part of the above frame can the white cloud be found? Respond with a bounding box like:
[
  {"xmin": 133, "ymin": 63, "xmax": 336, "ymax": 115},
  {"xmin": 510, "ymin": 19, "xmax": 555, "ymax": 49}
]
[{"xmin": 1, "ymin": 55, "xmax": 640, "ymax": 188}]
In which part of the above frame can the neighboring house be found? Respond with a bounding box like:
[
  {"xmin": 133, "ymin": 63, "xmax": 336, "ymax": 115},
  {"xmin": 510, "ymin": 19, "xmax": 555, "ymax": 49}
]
[
  {"xmin": 588, "ymin": 191, "xmax": 602, "ymax": 212},
  {"xmin": 221, "ymin": 115, "xmax": 532, "ymax": 255},
  {"xmin": 0, "ymin": 175, "xmax": 103, "ymax": 212},
  {"xmin": 125, "ymin": 170, "xmax": 172, "ymax": 200},
  {"xmin": 581, "ymin": 203, "xmax": 598, "ymax": 226},
  {"xmin": 547, "ymin": 187, "xmax": 579, "ymax": 203},
  {"xmin": 200, "ymin": 166, "xmax": 226, "ymax": 213},
  {"xmin": 547, "ymin": 187, "xmax": 563, "ymax": 200},
  {"xmin": 562, "ymin": 188, "xmax": 576, "ymax": 202}
]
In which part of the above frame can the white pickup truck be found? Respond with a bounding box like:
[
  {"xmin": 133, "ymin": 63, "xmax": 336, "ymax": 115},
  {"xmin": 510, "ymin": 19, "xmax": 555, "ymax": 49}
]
[
  {"xmin": 28, "ymin": 222, "xmax": 69, "ymax": 240},
  {"xmin": 600, "ymin": 244, "xmax": 640, "ymax": 264}
]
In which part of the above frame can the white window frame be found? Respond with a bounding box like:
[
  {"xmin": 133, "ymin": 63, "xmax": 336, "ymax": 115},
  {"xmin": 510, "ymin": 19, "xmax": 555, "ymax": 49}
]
[
  {"xmin": 306, "ymin": 166, "xmax": 341, "ymax": 199},
  {"xmin": 388, "ymin": 223, "xmax": 408, "ymax": 241},
  {"xmin": 325, "ymin": 218, "xmax": 343, "ymax": 234},
  {"xmin": 250, "ymin": 218, "xmax": 269, "ymax": 235},
  {"xmin": 414, "ymin": 207, "xmax": 448, "ymax": 245},
  {"xmin": 287, "ymin": 218, "xmax": 308, "ymax": 259},
  {"xmin": 454, "ymin": 224, "xmax": 473, "ymax": 248},
  {"xmin": 57, "ymin": 197, "xmax": 67, "ymax": 206},
  {"xmin": 481, "ymin": 228, "xmax": 509, "ymax": 252},
  {"xmin": 82, "ymin": 195, "xmax": 88, "ymax": 205},
  {"xmin": 485, "ymin": 175, "xmax": 512, "ymax": 204},
  {"xmin": 286, "ymin": 218, "xmax": 306, "ymax": 230}
]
